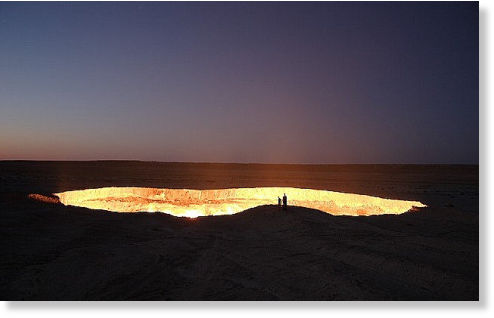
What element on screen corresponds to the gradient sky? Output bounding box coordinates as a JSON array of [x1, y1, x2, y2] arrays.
[[0, 2, 478, 163]]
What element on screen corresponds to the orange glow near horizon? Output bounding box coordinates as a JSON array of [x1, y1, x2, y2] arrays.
[[51, 187, 426, 218]]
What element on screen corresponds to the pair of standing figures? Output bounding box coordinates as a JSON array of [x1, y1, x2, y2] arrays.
[[278, 193, 287, 210]]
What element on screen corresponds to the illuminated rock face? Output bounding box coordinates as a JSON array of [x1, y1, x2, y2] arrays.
[[54, 187, 426, 218]]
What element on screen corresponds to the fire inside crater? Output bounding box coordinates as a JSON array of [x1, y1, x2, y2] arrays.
[[53, 187, 426, 218]]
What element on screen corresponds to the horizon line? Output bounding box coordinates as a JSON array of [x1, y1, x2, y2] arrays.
[[0, 159, 479, 166]]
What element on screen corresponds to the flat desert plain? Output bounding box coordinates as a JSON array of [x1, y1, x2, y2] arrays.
[[0, 162, 478, 300]]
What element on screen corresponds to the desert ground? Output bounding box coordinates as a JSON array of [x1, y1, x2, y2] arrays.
[[0, 161, 478, 300]]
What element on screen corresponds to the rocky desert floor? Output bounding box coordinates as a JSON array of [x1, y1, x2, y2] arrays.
[[0, 162, 479, 300]]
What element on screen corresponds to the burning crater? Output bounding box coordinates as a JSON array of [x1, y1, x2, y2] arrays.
[[51, 187, 426, 218]]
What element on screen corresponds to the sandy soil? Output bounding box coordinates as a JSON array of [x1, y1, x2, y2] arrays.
[[0, 162, 478, 300]]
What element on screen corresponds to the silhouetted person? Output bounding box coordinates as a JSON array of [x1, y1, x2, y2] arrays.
[[282, 193, 287, 210], [278, 197, 282, 209]]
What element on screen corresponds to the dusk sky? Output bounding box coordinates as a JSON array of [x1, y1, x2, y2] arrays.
[[0, 2, 478, 164]]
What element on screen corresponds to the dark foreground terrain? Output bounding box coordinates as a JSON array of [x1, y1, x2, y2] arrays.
[[0, 161, 479, 300]]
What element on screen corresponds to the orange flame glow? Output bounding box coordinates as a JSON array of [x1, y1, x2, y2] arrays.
[[53, 187, 426, 218]]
